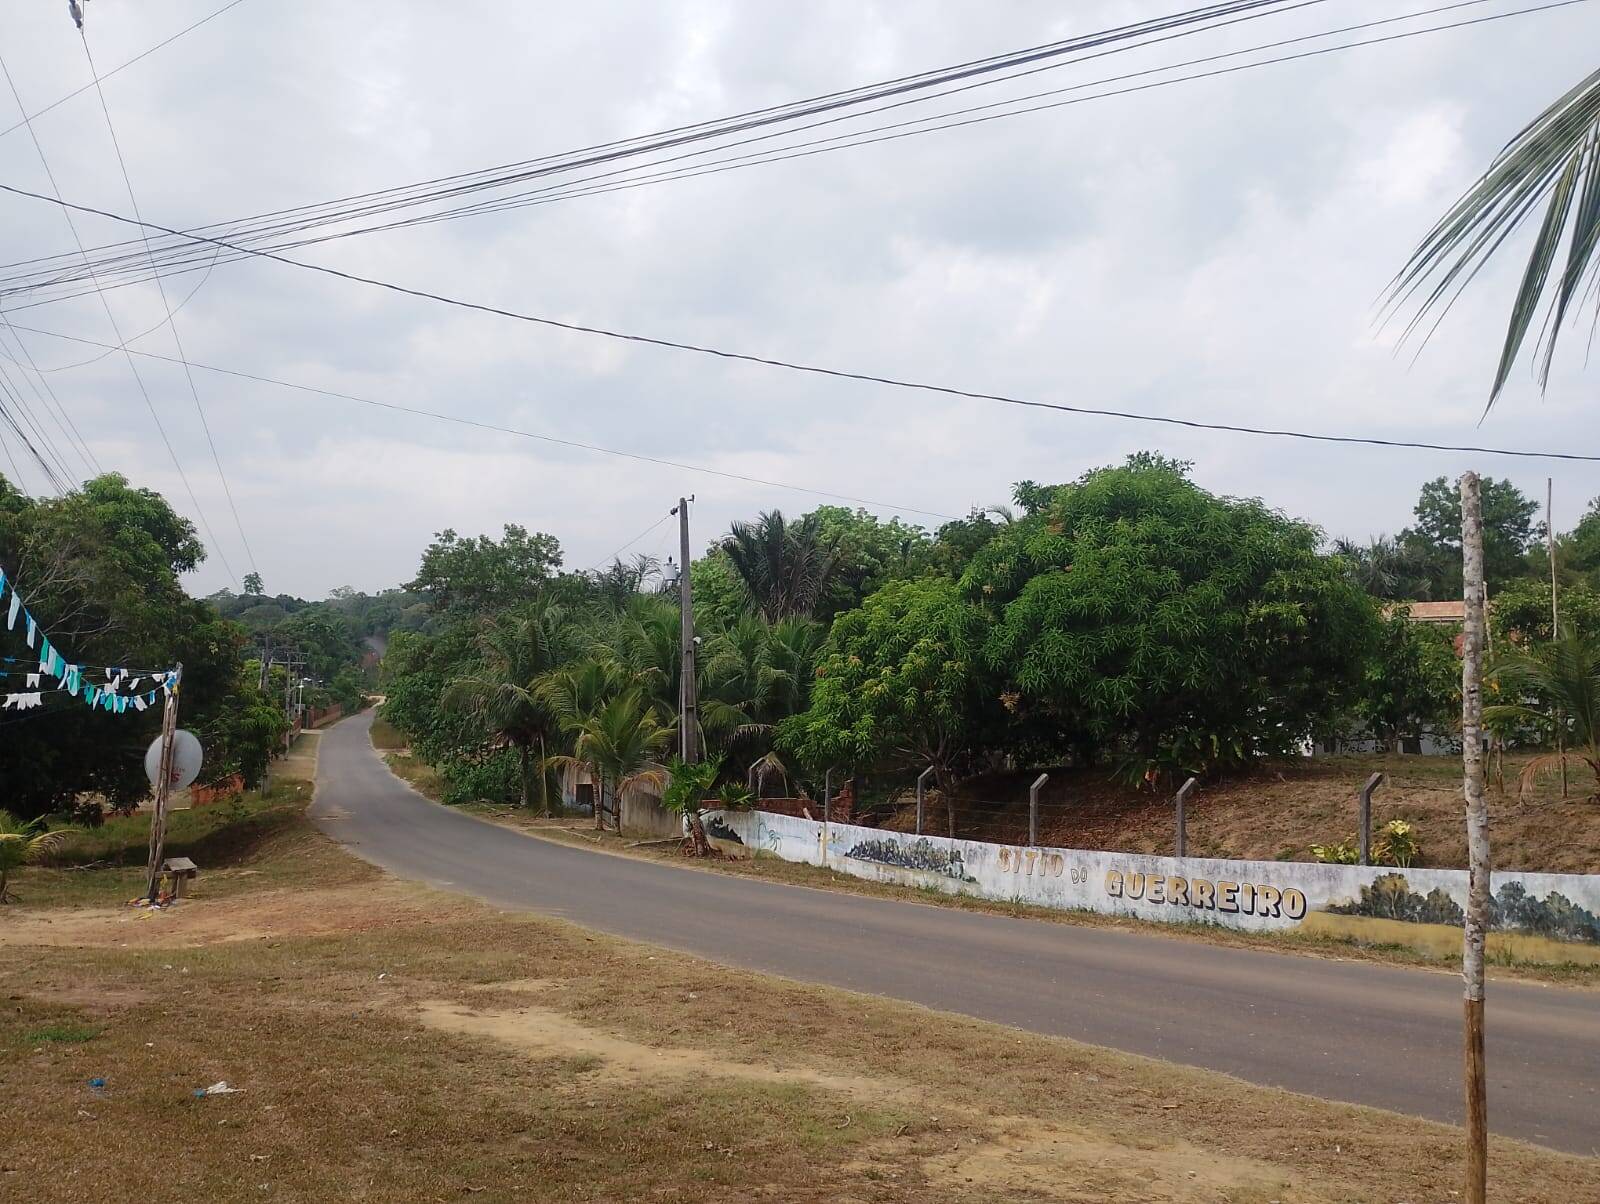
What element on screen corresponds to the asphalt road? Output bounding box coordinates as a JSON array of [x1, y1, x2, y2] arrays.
[[312, 711, 1598, 1155]]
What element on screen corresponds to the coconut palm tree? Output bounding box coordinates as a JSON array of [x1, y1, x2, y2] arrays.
[[1486, 631, 1600, 799], [1391, 68, 1600, 407], [1332, 535, 1435, 601], [0, 811, 71, 903], [442, 603, 567, 814], [721, 511, 842, 622], [557, 688, 673, 832]]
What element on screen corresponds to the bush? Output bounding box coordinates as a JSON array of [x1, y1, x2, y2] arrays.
[[1374, 819, 1421, 869], [1311, 839, 1360, 865], [440, 751, 521, 806]]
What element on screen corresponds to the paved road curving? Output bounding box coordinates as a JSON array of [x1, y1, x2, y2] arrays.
[[312, 710, 1598, 1155]]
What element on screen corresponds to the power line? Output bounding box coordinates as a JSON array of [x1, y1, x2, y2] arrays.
[[78, 26, 258, 579], [589, 512, 675, 574], [0, 0, 252, 139], [0, 0, 1322, 301], [1, 0, 1579, 313], [0, 49, 238, 583], [0, 311, 99, 474], [8, 180, 1600, 466], [4, 322, 962, 519], [0, 349, 74, 488]]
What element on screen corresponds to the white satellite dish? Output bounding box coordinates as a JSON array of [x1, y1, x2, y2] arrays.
[[145, 729, 204, 791]]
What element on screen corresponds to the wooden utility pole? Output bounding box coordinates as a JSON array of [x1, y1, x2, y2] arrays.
[[674, 497, 699, 765], [144, 664, 182, 901], [1459, 474, 1490, 1204]]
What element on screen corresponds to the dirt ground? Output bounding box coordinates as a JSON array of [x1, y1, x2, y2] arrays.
[[4, 743, 1599, 1201], [874, 755, 1600, 874]]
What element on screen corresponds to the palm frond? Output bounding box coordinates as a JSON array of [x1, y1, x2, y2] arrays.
[[1388, 68, 1600, 409]]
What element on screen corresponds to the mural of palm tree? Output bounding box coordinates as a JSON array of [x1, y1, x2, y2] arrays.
[[1487, 631, 1600, 799], [557, 688, 673, 832], [1392, 68, 1600, 405], [721, 511, 843, 622], [441, 603, 566, 815]]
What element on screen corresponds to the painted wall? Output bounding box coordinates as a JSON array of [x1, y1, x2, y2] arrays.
[[706, 810, 1600, 965]]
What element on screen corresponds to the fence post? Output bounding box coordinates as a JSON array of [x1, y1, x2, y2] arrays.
[[1174, 777, 1197, 859], [915, 766, 935, 836], [822, 767, 832, 867], [1359, 772, 1384, 866], [747, 756, 764, 797], [1029, 772, 1048, 846]]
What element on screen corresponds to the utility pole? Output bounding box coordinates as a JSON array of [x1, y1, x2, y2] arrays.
[[144, 663, 182, 901], [674, 497, 699, 764], [1460, 472, 1490, 1204], [1549, 478, 1567, 798]]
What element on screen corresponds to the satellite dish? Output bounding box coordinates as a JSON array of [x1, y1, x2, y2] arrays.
[[145, 729, 204, 791]]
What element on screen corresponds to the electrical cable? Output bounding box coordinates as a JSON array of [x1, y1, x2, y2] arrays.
[[4, 322, 960, 520], [0, 0, 1323, 300], [0, 0, 252, 139], [0, 329, 83, 484], [589, 512, 675, 573], [78, 27, 258, 580], [1, 0, 1578, 313], [7, 182, 1600, 465], [0, 50, 238, 583]]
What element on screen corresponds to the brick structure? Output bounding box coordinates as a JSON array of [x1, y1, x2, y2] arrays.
[[751, 779, 855, 823]]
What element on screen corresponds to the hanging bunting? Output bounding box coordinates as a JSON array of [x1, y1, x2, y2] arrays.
[[0, 566, 180, 719]]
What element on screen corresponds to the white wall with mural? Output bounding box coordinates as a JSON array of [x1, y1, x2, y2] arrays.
[[704, 810, 1600, 966]]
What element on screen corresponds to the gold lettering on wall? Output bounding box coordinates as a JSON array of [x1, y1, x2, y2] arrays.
[[1102, 868, 1309, 924]]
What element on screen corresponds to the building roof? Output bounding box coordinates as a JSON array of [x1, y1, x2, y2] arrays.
[[1394, 600, 1465, 624]]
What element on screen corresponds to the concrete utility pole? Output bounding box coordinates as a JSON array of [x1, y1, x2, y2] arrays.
[[1549, 478, 1567, 798], [1459, 472, 1491, 1204], [674, 497, 699, 764], [144, 664, 182, 901]]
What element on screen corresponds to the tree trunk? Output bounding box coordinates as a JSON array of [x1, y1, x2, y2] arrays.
[[687, 808, 711, 856], [0, 865, 11, 904], [593, 779, 604, 831], [537, 734, 553, 817], [1460, 471, 1491, 1204], [517, 743, 533, 809]]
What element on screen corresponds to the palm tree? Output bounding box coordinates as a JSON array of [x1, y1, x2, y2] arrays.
[[1391, 69, 1600, 407], [721, 511, 842, 622], [1486, 631, 1600, 799], [1, 811, 71, 903], [558, 689, 673, 832], [442, 604, 566, 814], [1332, 535, 1435, 601], [661, 756, 722, 855]]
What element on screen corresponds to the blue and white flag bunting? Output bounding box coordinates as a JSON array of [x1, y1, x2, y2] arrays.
[[0, 565, 178, 718]]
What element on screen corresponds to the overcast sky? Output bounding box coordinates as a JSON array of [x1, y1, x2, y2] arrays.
[[0, 0, 1596, 598]]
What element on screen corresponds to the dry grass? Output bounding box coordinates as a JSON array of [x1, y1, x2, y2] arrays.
[[4, 801, 1598, 1203], [874, 754, 1600, 874], [368, 717, 409, 751]]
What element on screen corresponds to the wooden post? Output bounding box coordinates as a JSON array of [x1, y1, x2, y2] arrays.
[[821, 768, 831, 867], [1174, 777, 1196, 859], [1359, 772, 1384, 866], [1460, 473, 1490, 1204], [144, 664, 182, 901]]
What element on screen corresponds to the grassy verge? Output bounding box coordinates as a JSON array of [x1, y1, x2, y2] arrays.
[[4, 794, 1596, 1200], [9, 734, 326, 909]]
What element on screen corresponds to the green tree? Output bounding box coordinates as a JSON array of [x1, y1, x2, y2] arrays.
[[720, 510, 842, 622], [965, 460, 1377, 776], [688, 550, 751, 629], [1359, 607, 1460, 750], [1401, 476, 1539, 596], [806, 506, 931, 619], [661, 756, 722, 855], [1391, 69, 1600, 405], [1567, 496, 1600, 582], [778, 576, 984, 834], [1487, 632, 1600, 799], [1492, 578, 1600, 643], [0, 473, 287, 819], [442, 604, 568, 814], [242, 572, 264, 597], [1332, 535, 1435, 601], [410, 524, 562, 615], [557, 688, 672, 832]]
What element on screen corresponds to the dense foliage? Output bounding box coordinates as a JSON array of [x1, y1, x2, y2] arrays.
[[0, 474, 287, 820]]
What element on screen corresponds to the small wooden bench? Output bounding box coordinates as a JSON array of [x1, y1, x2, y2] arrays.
[[160, 856, 199, 898]]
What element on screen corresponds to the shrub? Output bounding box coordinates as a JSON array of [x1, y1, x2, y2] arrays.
[[1374, 819, 1421, 868], [1311, 839, 1360, 865], [440, 751, 522, 806]]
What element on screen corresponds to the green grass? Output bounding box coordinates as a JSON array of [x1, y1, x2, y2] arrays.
[[23, 1023, 101, 1044]]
